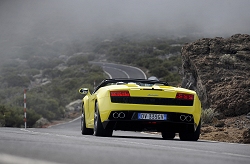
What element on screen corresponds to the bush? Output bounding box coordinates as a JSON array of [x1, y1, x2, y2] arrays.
[[3, 74, 30, 87], [0, 105, 41, 127], [201, 108, 219, 125], [163, 72, 181, 86], [0, 105, 6, 127], [26, 108, 42, 127], [66, 56, 88, 66], [220, 54, 236, 65], [27, 56, 49, 69], [150, 66, 170, 78]]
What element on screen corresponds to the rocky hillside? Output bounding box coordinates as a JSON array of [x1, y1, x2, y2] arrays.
[[181, 34, 250, 117], [181, 34, 250, 143]]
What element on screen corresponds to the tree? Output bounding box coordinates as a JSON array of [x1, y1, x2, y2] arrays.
[[3, 74, 30, 87]]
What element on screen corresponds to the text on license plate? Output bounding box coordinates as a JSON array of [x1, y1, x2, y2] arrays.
[[138, 113, 167, 120]]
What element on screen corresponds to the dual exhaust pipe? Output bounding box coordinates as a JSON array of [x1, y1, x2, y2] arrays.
[[113, 112, 126, 119], [180, 115, 193, 122]]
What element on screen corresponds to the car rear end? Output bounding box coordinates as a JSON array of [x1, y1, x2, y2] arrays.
[[98, 85, 201, 133]]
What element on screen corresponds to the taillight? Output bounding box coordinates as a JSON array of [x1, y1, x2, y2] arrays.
[[175, 93, 194, 100], [110, 91, 130, 97]]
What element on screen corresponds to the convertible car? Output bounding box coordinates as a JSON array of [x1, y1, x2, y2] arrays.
[[79, 78, 201, 141]]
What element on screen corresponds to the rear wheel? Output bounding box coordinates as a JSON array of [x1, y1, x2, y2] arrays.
[[81, 104, 93, 135], [93, 102, 113, 137], [179, 121, 201, 141], [161, 131, 175, 140]]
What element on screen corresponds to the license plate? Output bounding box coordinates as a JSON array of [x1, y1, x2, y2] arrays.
[[138, 113, 167, 120]]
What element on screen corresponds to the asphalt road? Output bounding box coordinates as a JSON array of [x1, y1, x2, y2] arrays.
[[0, 118, 250, 164], [90, 62, 147, 79]]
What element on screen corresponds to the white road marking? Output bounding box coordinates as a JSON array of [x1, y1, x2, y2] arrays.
[[104, 70, 112, 78], [47, 116, 81, 128], [0, 153, 63, 164], [103, 66, 130, 78], [20, 128, 88, 140]]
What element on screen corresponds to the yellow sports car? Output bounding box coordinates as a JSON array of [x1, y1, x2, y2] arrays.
[[79, 78, 201, 141]]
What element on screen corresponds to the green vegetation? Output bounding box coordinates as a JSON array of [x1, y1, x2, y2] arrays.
[[92, 37, 189, 85], [220, 54, 237, 65], [201, 108, 219, 125], [0, 36, 192, 127], [0, 55, 105, 127], [0, 105, 40, 127]]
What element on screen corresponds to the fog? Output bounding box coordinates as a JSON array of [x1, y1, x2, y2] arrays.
[[1, 0, 250, 54]]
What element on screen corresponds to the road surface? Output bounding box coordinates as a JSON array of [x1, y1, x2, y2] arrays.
[[90, 62, 147, 79], [0, 119, 250, 164]]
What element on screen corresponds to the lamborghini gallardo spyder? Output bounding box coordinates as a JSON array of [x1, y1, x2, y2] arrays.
[[79, 78, 202, 141]]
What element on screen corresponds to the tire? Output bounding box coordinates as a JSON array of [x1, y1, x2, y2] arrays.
[[81, 104, 93, 135], [179, 121, 201, 141], [93, 102, 113, 137], [161, 131, 175, 140]]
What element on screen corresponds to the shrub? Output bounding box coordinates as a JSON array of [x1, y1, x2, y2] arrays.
[[66, 56, 88, 66], [3, 74, 30, 87], [0, 105, 40, 127], [27, 56, 49, 69], [220, 54, 236, 65], [201, 108, 219, 125]]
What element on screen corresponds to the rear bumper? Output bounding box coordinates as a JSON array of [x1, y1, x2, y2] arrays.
[[102, 111, 196, 133], [98, 96, 202, 128]]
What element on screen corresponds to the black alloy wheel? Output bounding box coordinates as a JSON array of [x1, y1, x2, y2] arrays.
[[93, 102, 113, 137], [179, 121, 201, 141], [81, 104, 93, 135]]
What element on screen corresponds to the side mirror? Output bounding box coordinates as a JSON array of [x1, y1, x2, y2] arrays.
[[79, 88, 89, 95]]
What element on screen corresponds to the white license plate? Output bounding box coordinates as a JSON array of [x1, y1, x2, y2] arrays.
[[138, 113, 167, 120]]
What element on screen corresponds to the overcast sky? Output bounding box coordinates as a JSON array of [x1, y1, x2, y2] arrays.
[[1, 0, 250, 44]]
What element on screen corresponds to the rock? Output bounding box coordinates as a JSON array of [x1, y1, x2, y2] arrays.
[[181, 34, 250, 116], [65, 99, 82, 112], [214, 120, 225, 127], [242, 128, 250, 144], [34, 117, 50, 128], [247, 112, 250, 120], [201, 126, 213, 133]]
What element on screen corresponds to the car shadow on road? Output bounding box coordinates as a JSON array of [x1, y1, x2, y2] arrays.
[[112, 135, 164, 140], [111, 135, 215, 143]]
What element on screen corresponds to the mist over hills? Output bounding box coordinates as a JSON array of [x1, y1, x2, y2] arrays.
[[1, 0, 250, 53]]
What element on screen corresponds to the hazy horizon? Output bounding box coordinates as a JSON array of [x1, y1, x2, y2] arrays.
[[1, 0, 250, 57]]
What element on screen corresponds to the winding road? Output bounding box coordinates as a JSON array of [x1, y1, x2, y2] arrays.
[[0, 63, 249, 164], [90, 61, 147, 79]]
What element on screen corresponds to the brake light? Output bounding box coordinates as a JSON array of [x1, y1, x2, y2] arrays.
[[110, 91, 130, 97], [175, 93, 194, 100]]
